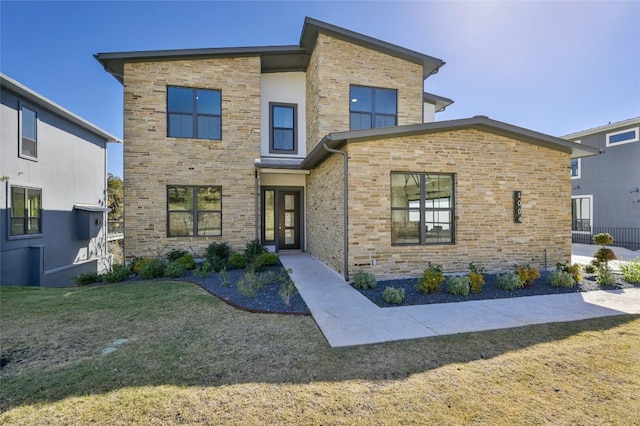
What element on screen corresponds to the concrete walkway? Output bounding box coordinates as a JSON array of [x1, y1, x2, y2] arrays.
[[280, 246, 640, 348]]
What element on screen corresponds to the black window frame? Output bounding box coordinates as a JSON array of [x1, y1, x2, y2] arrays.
[[19, 103, 38, 160], [349, 85, 398, 131], [10, 185, 42, 237], [167, 86, 222, 140], [390, 172, 455, 245], [269, 102, 297, 154], [166, 185, 222, 237]]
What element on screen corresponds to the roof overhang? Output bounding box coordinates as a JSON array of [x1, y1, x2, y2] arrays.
[[1, 73, 121, 143], [423, 92, 454, 112], [300, 116, 601, 169], [562, 116, 640, 140], [74, 204, 110, 212]]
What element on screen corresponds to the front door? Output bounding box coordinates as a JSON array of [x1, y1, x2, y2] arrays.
[[278, 191, 301, 250]]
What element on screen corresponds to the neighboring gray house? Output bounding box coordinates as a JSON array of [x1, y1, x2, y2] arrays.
[[1, 74, 120, 286], [564, 117, 640, 248]]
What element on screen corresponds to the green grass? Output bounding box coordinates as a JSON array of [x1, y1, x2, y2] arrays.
[[1, 281, 639, 424]]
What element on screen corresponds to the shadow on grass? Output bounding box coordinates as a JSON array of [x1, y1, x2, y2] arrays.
[[1, 281, 638, 412]]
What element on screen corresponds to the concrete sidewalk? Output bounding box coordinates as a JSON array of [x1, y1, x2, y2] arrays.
[[280, 249, 640, 348]]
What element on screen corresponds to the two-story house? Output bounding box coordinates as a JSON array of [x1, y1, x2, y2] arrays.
[[1, 74, 120, 286], [564, 117, 640, 248], [96, 17, 598, 279]]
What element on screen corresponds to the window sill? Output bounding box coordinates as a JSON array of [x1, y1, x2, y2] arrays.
[[7, 233, 43, 241]]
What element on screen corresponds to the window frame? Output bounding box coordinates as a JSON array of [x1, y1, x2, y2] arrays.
[[390, 172, 455, 246], [605, 127, 639, 147], [166, 185, 222, 237], [349, 85, 398, 131], [9, 185, 42, 238], [19, 102, 38, 160], [571, 195, 593, 234], [269, 102, 297, 154], [166, 86, 222, 140], [570, 139, 581, 179]]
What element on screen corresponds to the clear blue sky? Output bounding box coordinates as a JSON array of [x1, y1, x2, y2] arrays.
[[2, 1, 639, 178]]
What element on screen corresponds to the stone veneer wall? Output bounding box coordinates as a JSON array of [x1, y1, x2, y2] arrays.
[[346, 129, 572, 277], [306, 153, 345, 274], [123, 57, 261, 259], [306, 33, 424, 155]]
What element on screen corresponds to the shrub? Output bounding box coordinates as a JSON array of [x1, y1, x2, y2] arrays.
[[556, 261, 583, 283], [102, 264, 131, 283], [593, 232, 614, 247], [468, 263, 486, 293], [620, 258, 640, 284], [255, 252, 280, 271], [244, 239, 267, 265], [277, 270, 296, 307], [382, 286, 405, 305], [166, 249, 189, 262], [594, 248, 617, 264], [138, 258, 165, 280], [416, 262, 445, 294], [219, 267, 231, 287], [74, 271, 101, 286], [175, 253, 196, 270], [228, 252, 247, 269], [132, 257, 151, 274], [206, 242, 231, 262], [446, 275, 470, 297], [497, 272, 523, 291], [237, 270, 262, 299], [164, 260, 186, 278], [514, 264, 540, 287], [596, 265, 616, 286], [550, 271, 575, 288], [352, 270, 377, 290], [584, 264, 597, 274]]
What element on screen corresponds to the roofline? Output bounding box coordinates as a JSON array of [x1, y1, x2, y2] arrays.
[[562, 116, 640, 139], [300, 17, 445, 79], [1, 73, 121, 143], [299, 116, 600, 169], [423, 91, 454, 112]]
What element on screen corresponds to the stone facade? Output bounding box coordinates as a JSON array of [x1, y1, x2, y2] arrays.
[[343, 129, 571, 277], [306, 33, 424, 154], [123, 57, 261, 259]]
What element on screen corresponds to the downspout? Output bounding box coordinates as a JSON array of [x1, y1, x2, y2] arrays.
[[254, 169, 259, 241], [322, 141, 349, 281]]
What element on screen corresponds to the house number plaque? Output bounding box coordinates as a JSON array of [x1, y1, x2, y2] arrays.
[[514, 191, 522, 223]]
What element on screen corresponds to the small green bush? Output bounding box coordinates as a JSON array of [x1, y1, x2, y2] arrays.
[[219, 267, 230, 287], [416, 262, 445, 294], [255, 252, 280, 270], [138, 258, 165, 280], [584, 264, 597, 274], [132, 257, 151, 274], [594, 248, 617, 263], [593, 232, 614, 247], [278, 270, 296, 307], [228, 252, 247, 269], [497, 271, 523, 291], [244, 239, 267, 265], [550, 271, 575, 288], [174, 253, 196, 270], [514, 264, 540, 287], [620, 258, 640, 283], [596, 265, 616, 286], [446, 275, 470, 296], [237, 270, 262, 299], [164, 260, 186, 278], [102, 264, 131, 283], [382, 286, 405, 304], [74, 271, 101, 286], [166, 249, 189, 262], [468, 263, 486, 293], [352, 270, 377, 290], [206, 242, 231, 261]]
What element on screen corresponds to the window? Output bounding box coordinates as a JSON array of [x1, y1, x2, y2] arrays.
[[269, 103, 297, 153], [167, 186, 221, 237], [391, 173, 454, 244], [570, 158, 580, 178], [350, 85, 397, 131], [606, 127, 638, 147], [571, 196, 592, 232], [20, 104, 37, 159], [10, 186, 42, 236], [263, 190, 275, 242], [167, 87, 221, 139]]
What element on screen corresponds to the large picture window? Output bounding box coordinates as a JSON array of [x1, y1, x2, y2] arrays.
[[571, 196, 592, 233], [269, 103, 297, 153], [10, 186, 42, 236], [167, 186, 222, 237], [350, 85, 397, 131], [20, 104, 38, 159], [391, 173, 454, 245], [167, 87, 221, 140]]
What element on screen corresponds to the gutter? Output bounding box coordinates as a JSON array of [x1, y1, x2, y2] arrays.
[[322, 141, 349, 281]]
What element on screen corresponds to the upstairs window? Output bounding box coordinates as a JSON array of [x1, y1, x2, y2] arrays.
[[167, 185, 222, 237], [270, 103, 297, 153], [570, 158, 580, 178], [11, 186, 42, 236], [350, 85, 397, 131], [606, 127, 638, 147], [20, 105, 37, 159], [167, 87, 221, 140]]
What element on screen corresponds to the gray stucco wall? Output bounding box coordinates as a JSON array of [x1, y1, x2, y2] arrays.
[[1, 87, 110, 286], [570, 122, 640, 230]]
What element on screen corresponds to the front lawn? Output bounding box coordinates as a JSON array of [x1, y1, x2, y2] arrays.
[[1, 282, 639, 424]]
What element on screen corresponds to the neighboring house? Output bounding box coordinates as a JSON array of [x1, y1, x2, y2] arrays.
[[96, 17, 598, 279], [0, 74, 120, 287], [564, 117, 640, 248]]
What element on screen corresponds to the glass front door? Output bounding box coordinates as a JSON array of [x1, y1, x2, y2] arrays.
[[262, 188, 302, 251]]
